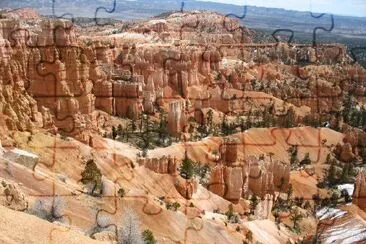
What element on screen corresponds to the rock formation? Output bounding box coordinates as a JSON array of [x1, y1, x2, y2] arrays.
[[174, 176, 198, 199], [0, 179, 28, 211], [208, 156, 290, 202], [138, 155, 178, 175], [353, 168, 366, 211]]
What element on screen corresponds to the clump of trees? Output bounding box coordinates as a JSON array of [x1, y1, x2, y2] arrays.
[[179, 151, 211, 183], [166, 201, 181, 211], [312, 193, 340, 210], [110, 112, 172, 151], [80, 159, 103, 196], [321, 160, 356, 188]]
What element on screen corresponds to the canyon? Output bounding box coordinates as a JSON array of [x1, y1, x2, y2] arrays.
[[0, 7, 366, 244]]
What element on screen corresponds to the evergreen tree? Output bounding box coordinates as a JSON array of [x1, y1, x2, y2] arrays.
[[327, 161, 337, 186], [284, 107, 296, 128], [158, 112, 168, 141], [245, 230, 253, 242], [325, 153, 331, 164], [142, 229, 156, 244], [342, 93, 355, 124], [179, 151, 195, 180], [330, 192, 339, 206], [273, 210, 281, 229], [140, 114, 153, 150], [128, 117, 137, 132], [288, 145, 298, 165], [249, 195, 259, 214], [290, 208, 303, 231], [221, 115, 233, 136], [207, 109, 214, 133], [300, 153, 312, 165], [112, 126, 117, 139], [287, 184, 293, 199], [80, 159, 103, 196], [117, 124, 123, 137], [225, 204, 236, 222], [340, 163, 350, 183]]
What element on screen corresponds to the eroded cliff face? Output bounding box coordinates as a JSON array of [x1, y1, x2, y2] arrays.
[[0, 11, 354, 140], [0, 18, 111, 141], [208, 154, 290, 202], [138, 155, 178, 175], [353, 168, 366, 211]]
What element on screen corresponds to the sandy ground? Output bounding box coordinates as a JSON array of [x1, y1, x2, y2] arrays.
[[0, 205, 105, 244]]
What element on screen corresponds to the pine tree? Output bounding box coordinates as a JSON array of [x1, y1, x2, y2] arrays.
[[140, 114, 153, 150], [142, 229, 156, 244], [81, 159, 103, 196], [287, 184, 293, 199], [290, 208, 303, 231], [249, 195, 259, 214], [225, 204, 235, 222], [325, 153, 331, 164], [158, 112, 168, 143], [340, 163, 350, 183], [179, 151, 195, 180], [221, 115, 233, 136], [300, 153, 312, 165], [117, 124, 123, 137], [330, 192, 339, 206], [342, 93, 355, 124], [207, 109, 214, 133], [288, 145, 298, 165], [284, 107, 296, 128], [112, 126, 117, 139], [327, 161, 337, 186]]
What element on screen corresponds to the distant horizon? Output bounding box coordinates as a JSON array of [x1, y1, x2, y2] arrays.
[[200, 0, 366, 17]]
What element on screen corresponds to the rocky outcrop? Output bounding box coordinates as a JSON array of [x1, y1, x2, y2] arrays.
[[353, 169, 366, 211], [0, 8, 40, 20], [174, 177, 197, 199], [93, 231, 117, 242], [168, 100, 186, 136], [0, 179, 28, 211], [334, 142, 356, 162], [0, 11, 357, 143], [138, 155, 178, 175], [208, 155, 290, 202], [3, 148, 38, 169]]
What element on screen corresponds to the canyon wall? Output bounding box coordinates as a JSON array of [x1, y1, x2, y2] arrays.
[[0, 12, 355, 139]]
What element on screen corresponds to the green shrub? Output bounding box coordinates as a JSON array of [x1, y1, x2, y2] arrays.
[[166, 201, 181, 211], [142, 229, 156, 244], [81, 159, 103, 196], [118, 187, 126, 198], [225, 204, 239, 223]]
